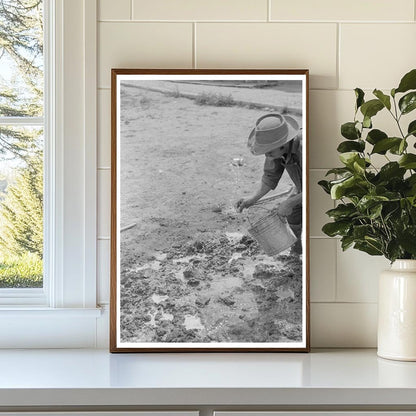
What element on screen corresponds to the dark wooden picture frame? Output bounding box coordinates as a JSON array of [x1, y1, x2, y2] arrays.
[[110, 69, 310, 352]]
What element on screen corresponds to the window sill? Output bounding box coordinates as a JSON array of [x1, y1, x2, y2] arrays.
[[0, 307, 103, 348], [0, 288, 47, 306], [0, 306, 102, 317]]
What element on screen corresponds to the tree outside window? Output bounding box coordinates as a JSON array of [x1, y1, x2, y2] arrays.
[[0, 0, 44, 288]]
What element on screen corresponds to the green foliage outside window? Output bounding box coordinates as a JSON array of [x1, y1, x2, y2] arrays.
[[0, 0, 44, 288]]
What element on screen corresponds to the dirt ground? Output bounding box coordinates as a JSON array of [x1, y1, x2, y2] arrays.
[[119, 81, 304, 344]]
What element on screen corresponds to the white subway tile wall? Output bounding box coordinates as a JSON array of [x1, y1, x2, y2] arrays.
[[309, 90, 352, 169], [98, 90, 111, 168], [311, 303, 378, 347], [336, 246, 389, 303], [196, 23, 338, 89], [270, 0, 414, 22], [97, 239, 110, 305], [99, 0, 131, 21], [132, 0, 269, 21], [96, 0, 416, 347], [310, 239, 336, 302], [97, 169, 111, 238], [339, 24, 416, 90], [98, 22, 193, 88]]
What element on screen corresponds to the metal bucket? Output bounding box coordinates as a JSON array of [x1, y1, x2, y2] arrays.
[[247, 198, 297, 256]]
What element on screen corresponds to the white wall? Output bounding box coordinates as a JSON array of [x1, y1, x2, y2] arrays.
[[95, 0, 416, 348]]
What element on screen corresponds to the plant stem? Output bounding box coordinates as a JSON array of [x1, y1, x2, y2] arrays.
[[389, 97, 406, 139], [380, 214, 391, 241]]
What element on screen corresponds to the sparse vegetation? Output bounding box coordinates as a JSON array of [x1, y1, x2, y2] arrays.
[[139, 96, 152, 108], [195, 92, 235, 107], [166, 86, 181, 98]]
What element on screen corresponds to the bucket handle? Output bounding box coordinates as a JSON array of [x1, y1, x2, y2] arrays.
[[244, 186, 293, 227]]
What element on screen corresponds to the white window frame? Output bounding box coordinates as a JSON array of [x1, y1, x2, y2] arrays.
[[0, 0, 101, 348], [0, 1, 47, 305]]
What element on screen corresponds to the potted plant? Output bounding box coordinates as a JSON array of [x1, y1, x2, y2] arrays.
[[319, 68, 416, 361]]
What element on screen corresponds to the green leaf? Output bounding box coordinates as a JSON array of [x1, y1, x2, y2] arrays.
[[330, 176, 353, 199], [407, 120, 416, 138], [352, 226, 373, 241], [337, 140, 365, 153], [384, 204, 400, 222], [400, 197, 410, 210], [373, 89, 391, 110], [390, 139, 408, 155], [369, 203, 383, 220], [318, 180, 331, 194], [391, 88, 396, 97], [363, 116, 372, 129], [371, 137, 402, 154], [399, 154, 416, 169], [354, 241, 383, 256], [360, 99, 384, 119], [406, 174, 416, 187], [407, 196, 416, 207], [399, 92, 416, 115], [386, 240, 402, 263], [355, 88, 365, 110], [378, 162, 406, 181], [405, 174, 416, 196], [330, 175, 364, 200], [396, 69, 416, 94], [326, 203, 356, 220], [322, 221, 351, 237], [341, 235, 355, 251], [357, 195, 389, 211], [341, 122, 360, 140], [365, 236, 383, 250], [339, 152, 360, 166], [366, 129, 387, 145], [325, 167, 352, 176], [353, 159, 366, 174], [398, 227, 416, 255]]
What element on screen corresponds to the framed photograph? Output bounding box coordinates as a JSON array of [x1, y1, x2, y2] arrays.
[[110, 69, 310, 352]]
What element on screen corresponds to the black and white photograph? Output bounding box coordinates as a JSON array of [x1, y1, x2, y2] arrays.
[[111, 69, 309, 352]]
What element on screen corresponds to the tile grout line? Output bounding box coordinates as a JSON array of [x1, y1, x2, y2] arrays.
[[130, 0, 133, 20], [333, 230, 338, 302], [336, 22, 340, 90], [311, 301, 378, 305], [267, 0, 271, 22], [98, 19, 415, 24], [193, 22, 197, 69], [308, 168, 336, 171]]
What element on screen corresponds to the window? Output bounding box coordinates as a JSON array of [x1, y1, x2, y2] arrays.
[[0, 0, 100, 348], [0, 0, 45, 293]]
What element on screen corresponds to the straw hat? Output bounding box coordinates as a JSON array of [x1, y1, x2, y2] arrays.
[[247, 113, 300, 155]]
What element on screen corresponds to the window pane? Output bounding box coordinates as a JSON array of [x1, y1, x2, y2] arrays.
[[0, 0, 44, 117], [0, 126, 43, 288]]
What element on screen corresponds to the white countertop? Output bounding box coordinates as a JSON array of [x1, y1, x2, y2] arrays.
[[0, 349, 416, 407]]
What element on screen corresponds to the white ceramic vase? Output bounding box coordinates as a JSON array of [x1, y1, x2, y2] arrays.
[[378, 259, 416, 361]]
